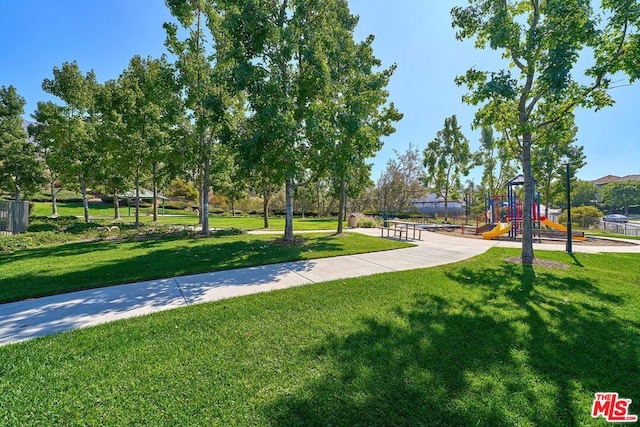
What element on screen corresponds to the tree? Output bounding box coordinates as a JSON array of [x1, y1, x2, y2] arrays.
[[164, 1, 232, 235], [93, 79, 134, 220], [0, 86, 43, 201], [601, 181, 640, 215], [476, 125, 517, 196], [116, 55, 183, 226], [41, 61, 100, 223], [378, 145, 425, 213], [571, 179, 599, 207], [315, 7, 402, 234], [531, 115, 585, 217], [423, 115, 474, 221], [452, 0, 640, 265], [229, 0, 378, 241]]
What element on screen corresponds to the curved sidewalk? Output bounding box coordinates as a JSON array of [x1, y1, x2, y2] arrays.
[[1, 229, 638, 346]]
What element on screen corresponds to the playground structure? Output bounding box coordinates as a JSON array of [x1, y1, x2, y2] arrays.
[[480, 175, 585, 241]]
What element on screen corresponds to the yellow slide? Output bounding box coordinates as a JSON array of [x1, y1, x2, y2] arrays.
[[541, 218, 586, 241], [541, 218, 566, 231], [482, 222, 511, 240]]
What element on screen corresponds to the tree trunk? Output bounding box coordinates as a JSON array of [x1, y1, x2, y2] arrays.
[[521, 134, 535, 265], [284, 177, 295, 242], [231, 197, 236, 217], [317, 181, 321, 218], [50, 179, 58, 218], [135, 172, 141, 228], [152, 162, 159, 222], [337, 179, 346, 235], [80, 175, 89, 223], [113, 190, 120, 220], [201, 157, 210, 235], [262, 190, 270, 229], [444, 188, 449, 222]]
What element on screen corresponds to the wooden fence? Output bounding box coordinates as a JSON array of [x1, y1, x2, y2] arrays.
[[0, 201, 29, 234]]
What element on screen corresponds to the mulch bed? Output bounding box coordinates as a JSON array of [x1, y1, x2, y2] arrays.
[[503, 256, 570, 270]]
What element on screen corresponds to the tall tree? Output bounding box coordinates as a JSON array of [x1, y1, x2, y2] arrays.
[[423, 115, 474, 221], [41, 61, 99, 223], [229, 0, 368, 241], [0, 86, 43, 201], [452, 0, 640, 265], [94, 79, 134, 220], [117, 55, 183, 226], [164, 0, 231, 235], [30, 101, 71, 216], [315, 6, 402, 234]]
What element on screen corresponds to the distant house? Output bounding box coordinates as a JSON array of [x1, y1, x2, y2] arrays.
[[414, 193, 465, 217]]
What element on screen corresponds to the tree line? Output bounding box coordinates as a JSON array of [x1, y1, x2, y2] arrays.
[[0, 0, 401, 241]]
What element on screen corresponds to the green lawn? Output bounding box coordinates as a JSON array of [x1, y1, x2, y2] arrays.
[[31, 201, 342, 230], [0, 248, 638, 426], [586, 230, 640, 240], [0, 232, 411, 304]]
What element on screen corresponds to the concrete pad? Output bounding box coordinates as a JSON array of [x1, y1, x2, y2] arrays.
[[0, 279, 185, 346]]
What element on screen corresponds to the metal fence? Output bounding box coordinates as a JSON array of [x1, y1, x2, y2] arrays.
[[601, 221, 640, 237], [0, 201, 30, 234]]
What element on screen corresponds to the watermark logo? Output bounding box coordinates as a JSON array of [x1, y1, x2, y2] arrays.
[[592, 392, 638, 423]]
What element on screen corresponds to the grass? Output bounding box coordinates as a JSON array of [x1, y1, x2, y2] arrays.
[[31, 201, 342, 230], [0, 248, 638, 426], [586, 229, 640, 240], [0, 232, 412, 304]]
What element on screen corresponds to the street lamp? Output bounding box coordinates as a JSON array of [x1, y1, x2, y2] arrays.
[[564, 162, 573, 255]]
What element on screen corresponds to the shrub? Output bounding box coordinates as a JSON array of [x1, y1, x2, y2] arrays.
[[357, 219, 377, 228], [354, 213, 378, 228], [165, 179, 199, 202], [557, 206, 603, 229], [164, 201, 191, 211], [212, 227, 246, 237]]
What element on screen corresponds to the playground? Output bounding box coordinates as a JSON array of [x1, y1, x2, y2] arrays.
[[478, 175, 586, 242]]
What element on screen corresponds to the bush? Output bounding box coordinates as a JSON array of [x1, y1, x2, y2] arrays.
[[164, 201, 191, 211], [354, 213, 378, 228], [357, 219, 377, 228], [212, 227, 246, 237], [165, 179, 199, 202], [557, 206, 603, 229]]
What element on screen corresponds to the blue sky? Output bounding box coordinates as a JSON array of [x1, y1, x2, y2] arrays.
[[2, 1, 638, 184]]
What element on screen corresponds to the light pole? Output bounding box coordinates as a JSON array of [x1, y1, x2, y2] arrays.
[[565, 162, 573, 255]]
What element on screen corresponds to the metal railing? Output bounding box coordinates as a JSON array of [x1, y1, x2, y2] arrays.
[[0, 201, 29, 234], [601, 221, 640, 237]]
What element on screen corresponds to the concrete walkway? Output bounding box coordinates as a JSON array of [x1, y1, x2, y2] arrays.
[[1, 229, 638, 346]]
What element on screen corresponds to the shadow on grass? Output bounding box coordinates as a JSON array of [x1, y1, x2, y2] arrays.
[[0, 235, 351, 343], [265, 260, 639, 426], [0, 235, 346, 302]]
